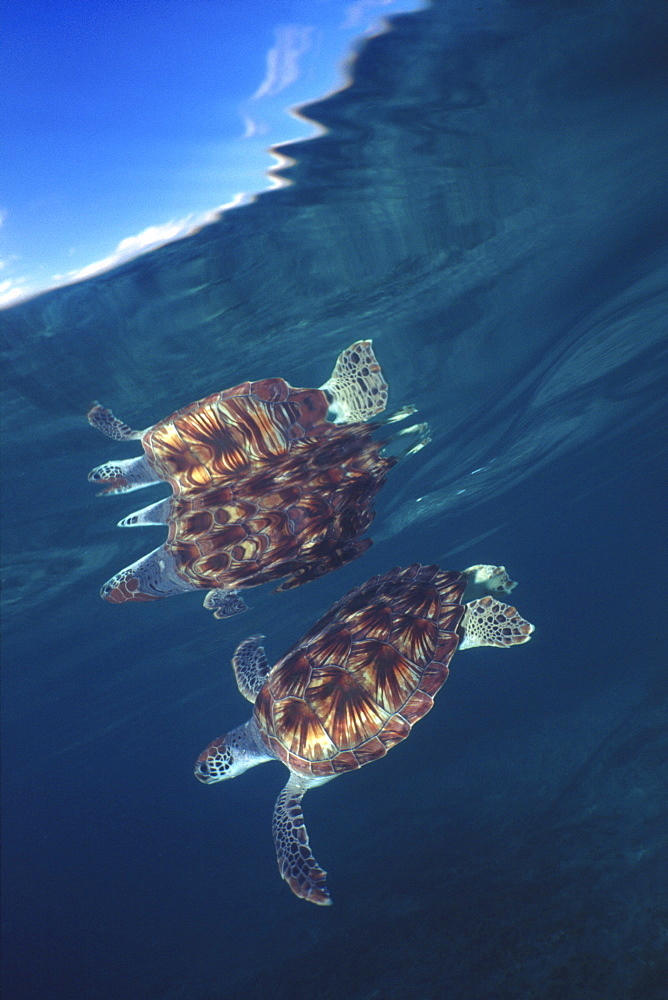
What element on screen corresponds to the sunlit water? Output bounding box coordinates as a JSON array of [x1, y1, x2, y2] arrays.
[[2, 2, 667, 998]]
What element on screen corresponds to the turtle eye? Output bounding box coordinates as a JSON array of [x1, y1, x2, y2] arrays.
[[194, 760, 212, 782]]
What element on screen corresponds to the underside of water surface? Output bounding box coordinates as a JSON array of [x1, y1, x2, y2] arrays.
[[1, 1, 667, 998]]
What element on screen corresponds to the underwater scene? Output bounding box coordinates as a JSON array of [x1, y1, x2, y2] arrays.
[[2, 1, 667, 998]]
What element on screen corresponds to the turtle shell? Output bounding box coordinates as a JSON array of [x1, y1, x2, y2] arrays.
[[142, 378, 330, 492], [254, 565, 467, 778], [146, 378, 396, 592]]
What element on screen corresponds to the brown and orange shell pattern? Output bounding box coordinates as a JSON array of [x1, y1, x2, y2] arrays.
[[142, 378, 330, 492], [150, 379, 395, 591], [254, 565, 467, 777]]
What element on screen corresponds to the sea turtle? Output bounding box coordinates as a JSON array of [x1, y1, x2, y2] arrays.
[[195, 563, 534, 904], [87, 341, 427, 611]]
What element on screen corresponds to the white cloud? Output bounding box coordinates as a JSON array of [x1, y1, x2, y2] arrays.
[[242, 114, 268, 139], [0, 224, 34, 306], [252, 25, 314, 100], [54, 201, 252, 286], [342, 0, 395, 29], [0, 197, 252, 309], [55, 217, 197, 283], [342, 1, 423, 31], [0, 276, 31, 307]]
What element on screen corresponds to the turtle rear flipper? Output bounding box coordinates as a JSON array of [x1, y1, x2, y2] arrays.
[[273, 777, 332, 906], [203, 588, 249, 620], [321, 339, 388, 424], [87, 402, 146, 441], [459, 597, 534, 649], [100, 545, 196, 603]]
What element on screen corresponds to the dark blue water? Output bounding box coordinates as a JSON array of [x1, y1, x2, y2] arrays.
[[2, 1, 667, 997]]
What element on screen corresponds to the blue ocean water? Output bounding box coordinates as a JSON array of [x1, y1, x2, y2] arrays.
[[2, 1, 667, 997]]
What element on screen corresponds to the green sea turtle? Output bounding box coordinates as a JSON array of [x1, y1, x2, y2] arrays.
[[195, 563, 534, 904], [87, 341, 427, 612]]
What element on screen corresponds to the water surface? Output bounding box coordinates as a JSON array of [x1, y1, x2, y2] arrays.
[[2, 1, 667, 997]]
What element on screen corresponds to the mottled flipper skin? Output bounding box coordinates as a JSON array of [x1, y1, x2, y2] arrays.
[[321, 340, 387, 424], [232, 636, 270, 702], [202, 589, 249, 620], [459, 596, 534, 649], [87, 402, 145, 441], [272, 777, 332, 906]]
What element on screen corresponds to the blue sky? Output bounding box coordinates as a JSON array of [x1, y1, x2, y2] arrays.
[[1, 0, 420, 308]]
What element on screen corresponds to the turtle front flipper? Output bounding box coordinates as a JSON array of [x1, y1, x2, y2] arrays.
[[232, 636, 270, 702], [88, 455, 161, 495], [100, 545, 196, 603], [320, 339, 388, 424], [87, 402, 146, 441], [459, 597, 534, 649], [273, 776, 332, 906]]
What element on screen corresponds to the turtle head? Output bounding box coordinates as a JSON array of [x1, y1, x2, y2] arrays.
[[194, 722, 267, 784]]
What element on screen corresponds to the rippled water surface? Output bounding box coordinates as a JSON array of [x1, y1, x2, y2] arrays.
[[2, 2, 667, 998]]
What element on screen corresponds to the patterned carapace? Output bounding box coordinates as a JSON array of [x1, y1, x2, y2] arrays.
[[195, 563, 534, 905], [87, 341, 429, 610], [253, 564, 466, 777]]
